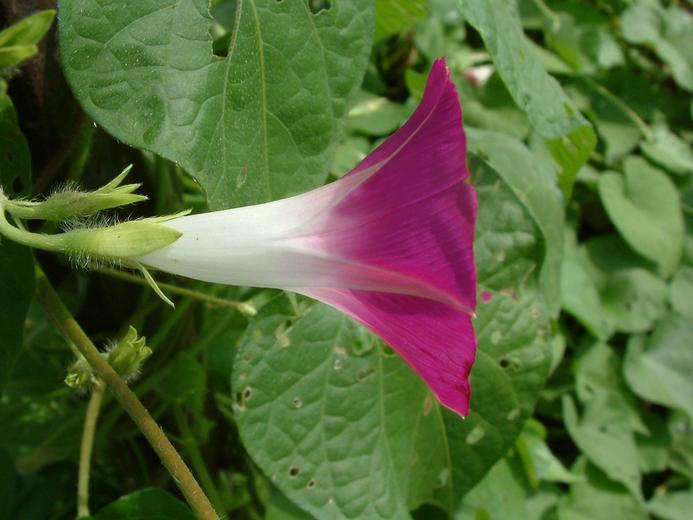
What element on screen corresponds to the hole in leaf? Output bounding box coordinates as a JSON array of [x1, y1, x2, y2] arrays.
[[307, 478, 316, 489], [288, 465, 300, 478], [242, 386, 252, 401], [307, 0, 331, 14], [209, 0, 239, 57], [12, 176, 22, 193]]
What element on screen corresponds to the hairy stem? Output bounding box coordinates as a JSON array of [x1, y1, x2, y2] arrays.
[[34, 266, 219, 520], [77, 379, 105, 518]]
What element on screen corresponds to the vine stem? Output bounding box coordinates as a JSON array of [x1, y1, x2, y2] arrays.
[[34, 266, 220, 520], [78, 379, 105, 518]]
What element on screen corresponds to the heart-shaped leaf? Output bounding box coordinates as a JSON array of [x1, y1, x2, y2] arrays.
[[59, 0, 374, 209], [599, 157, 684, 276]]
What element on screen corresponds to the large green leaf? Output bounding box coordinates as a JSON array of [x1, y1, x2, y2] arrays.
[[624, 314, 693, 422], [59, 0, 374, 209], [598, 157, 684, 276], [0, 94, 35, 391], [232, 288, 550, 519], [458, 0, 595, 199]]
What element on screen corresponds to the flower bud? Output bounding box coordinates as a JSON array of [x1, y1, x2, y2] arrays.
[[106, 326, 152, 380], [65, 355, 94, 389], [62, 219, 184, 262], [4, 165, 147, 221]]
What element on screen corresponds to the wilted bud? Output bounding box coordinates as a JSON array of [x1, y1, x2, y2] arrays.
[[105, 326, 152, 381]]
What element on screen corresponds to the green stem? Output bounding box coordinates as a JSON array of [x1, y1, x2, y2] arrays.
[[34, 266, 220, 520], [0, 201, 68, 252], [77, 379, 105, 518], [172, 405, 225, 514], [96, 267, 256, 316]]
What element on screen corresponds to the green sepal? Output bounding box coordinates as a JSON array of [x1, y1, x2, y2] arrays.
[[106, 326, 152, 380], [62, 219, 183, 261]]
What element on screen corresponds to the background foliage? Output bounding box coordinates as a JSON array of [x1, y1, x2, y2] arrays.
[[0, 0, 691, 518]]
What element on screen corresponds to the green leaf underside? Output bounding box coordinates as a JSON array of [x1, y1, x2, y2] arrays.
[[0, 94, 35, 390], [458, 0, 595, 199], [59, 0, 374, 209]]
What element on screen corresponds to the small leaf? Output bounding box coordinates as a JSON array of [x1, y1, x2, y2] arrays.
[[624, 314, 693, 422], [459, 0, 595, 199], [558, 458, 648, 520], [563, 397, 643, 501], [374, 0, 428, 41], [668, 412, 693, 479], [0, 9, 55, 67], [575, 342, 647, 435], [599, 157, 684, 276], [345, 92, 409, 136], [561, 229, 611, 339], [621, 1, 693, 92], [648, 490, 693, 520], [519, 420, 581, 484], [640, 125, 693, 176], [91, 488, 195, 519], [670, 266, 693, 320]]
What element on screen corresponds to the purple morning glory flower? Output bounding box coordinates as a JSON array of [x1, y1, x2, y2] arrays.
[[139, 58, 478, 416]]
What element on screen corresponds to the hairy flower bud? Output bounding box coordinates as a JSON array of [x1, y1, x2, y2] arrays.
[[105, 326, 152, 381]]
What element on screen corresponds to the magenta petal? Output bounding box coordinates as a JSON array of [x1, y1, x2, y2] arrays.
[[299, 288, 475, 417], [311, 58, 477, 313], [300, 59, 478, 416]]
